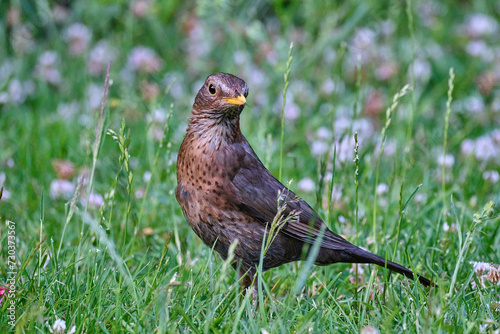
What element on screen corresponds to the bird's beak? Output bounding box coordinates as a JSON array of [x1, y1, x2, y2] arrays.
[[222, 94, 246, 106]]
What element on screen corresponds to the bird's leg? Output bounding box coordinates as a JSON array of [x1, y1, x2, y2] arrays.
[[237, 267, 261, 305], [238, 268, 253, 293]]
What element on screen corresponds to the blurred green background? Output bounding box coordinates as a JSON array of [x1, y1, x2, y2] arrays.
[[0, 0, 499, 332]]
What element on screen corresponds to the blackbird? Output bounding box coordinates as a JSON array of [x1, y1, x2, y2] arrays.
[[176, 72, 431, 292]]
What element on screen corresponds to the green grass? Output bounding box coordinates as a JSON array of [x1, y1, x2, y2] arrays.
[[1, 0, 500, 332]]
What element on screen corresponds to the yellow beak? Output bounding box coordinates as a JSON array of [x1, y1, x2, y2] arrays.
[[222, 94, 246, 106]]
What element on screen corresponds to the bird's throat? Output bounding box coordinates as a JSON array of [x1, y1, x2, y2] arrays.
[[187, 114, 243, 149]]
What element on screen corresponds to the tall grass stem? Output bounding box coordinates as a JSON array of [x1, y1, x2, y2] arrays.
[[278, 42, 294, 182]]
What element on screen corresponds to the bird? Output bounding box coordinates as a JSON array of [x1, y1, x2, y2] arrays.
[[176, 72, 431, 294]]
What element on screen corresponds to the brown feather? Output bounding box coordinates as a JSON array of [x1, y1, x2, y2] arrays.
[[176, 72, 432, 289]]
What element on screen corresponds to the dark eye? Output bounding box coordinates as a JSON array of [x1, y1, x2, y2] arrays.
[[209, 84, 216, 95]]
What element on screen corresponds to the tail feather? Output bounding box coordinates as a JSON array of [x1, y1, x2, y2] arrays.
[[344, 247, 432, 287]]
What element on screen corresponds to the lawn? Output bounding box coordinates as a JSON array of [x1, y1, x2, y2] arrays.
[[0, 0, 499, 333]]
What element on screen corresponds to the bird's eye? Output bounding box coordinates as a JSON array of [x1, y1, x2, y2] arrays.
[[209, 84, 216, 95]]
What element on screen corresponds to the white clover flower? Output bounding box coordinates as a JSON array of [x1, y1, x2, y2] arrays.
[[274, 92, 300, 121], [349, 263, 366, 275], [352, 28, 376, 51], [335, 136, 354, 163], [375, 61, 398, 81], [185, 19, 211, 64], [316, 127, 332, 141], [471, 261, 491, 275], [311, 141, 329, 157], [50, 179, 75, 200], [483, 170, 499, 184], [130, 0, 152, 18], [460, 139, 476, 156], [437, 154, 455, 168], [246, 66, 268, 91], [349, 28, 377, 65], [233, 50, 249, 66], [52, 319, 66, 333], [49, 318, 76, 334], [297, 177, 315, 193], [376, 183, 389, 195], [360, 325, 379, 334], [7, 79, 26, 105], [464, 14, 499, 38], [35, 51, 61, 85], [64, 22, 92, 56], [88, 40, 116, 76], [86, 83, 104, 111], [333, 116, 351, 135], [443, 222, 457, 233], [383, 139, 397, 157], [147, 108, 168, 125], [414, 193, 427, 204], [128, 46, 162, 73], [320, 78, 336, 95], [330, 185, 343, 202], [284, 101, 300, 121], [87, 192, 104, 208], [135, 188, 145, 199], [475, 136, 498, 162], [352, 118, 374, 143], [57, 101, 80, 120], [463, 95, 485, 114], [465, 40, 494, 62], [143, 171, 152, 183]]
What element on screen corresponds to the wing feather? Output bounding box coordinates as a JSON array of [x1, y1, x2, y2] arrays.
[[227, 141, 354, 251]]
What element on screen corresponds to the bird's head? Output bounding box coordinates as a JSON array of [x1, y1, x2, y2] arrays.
[[193, 73, 249, 119]]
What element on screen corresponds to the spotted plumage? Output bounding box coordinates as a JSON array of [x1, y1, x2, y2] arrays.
[[176, 72, 431, 291]]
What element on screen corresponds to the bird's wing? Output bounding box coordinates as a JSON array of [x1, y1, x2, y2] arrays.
[[227, 141, 354, 251]]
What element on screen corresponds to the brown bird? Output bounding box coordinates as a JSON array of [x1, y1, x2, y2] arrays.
[[176, 72, 431, 293]]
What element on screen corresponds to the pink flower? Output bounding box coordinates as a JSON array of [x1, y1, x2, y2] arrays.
[[376, 183, 389, 195], [130, 0, 152, 18], [297, 178, 315, 192], [274, 92, 300, 121], [50, 179, 75, 200], [85, 192, 104, 209], [64, 23, 92, 56], [35, 51, 61, 85], [0, 285, 8, 305], [483, 170, 499, 183], [437, 154, 455, 168], [128, 46, 162, 73], [375, 61, 398, 81], [88, 40, 116, 76], [464, 14, 498, 38], [52, 5, 70, 24]]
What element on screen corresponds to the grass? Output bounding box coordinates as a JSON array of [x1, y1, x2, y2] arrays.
[[1, 0, 500, 333]]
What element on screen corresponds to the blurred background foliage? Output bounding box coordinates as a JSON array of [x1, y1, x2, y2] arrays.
[[0, 0, 499, 332]]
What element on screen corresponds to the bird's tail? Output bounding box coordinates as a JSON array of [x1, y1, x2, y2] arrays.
[[343, 247, 432, 287]]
